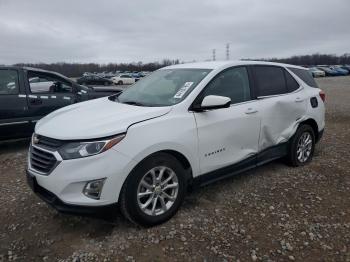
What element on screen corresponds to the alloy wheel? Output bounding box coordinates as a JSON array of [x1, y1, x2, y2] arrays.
[[137, 166, 179, 216], [296, 132, 313, 163]]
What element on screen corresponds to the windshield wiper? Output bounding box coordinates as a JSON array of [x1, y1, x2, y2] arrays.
[[122, 101, 146, 106]]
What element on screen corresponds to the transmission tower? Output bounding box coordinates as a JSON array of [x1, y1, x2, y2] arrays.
[[226, 43, 230, 60]]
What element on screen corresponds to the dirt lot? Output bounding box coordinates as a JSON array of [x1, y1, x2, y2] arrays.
[[0, 77, 349, 262]]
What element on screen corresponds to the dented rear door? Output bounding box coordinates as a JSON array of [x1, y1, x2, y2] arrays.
[[252, 65, 308, 152]]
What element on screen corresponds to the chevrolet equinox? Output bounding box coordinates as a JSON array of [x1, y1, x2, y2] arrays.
[[26, 61, 325, 226]]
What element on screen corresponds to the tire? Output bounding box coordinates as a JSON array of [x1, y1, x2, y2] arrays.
[[120, 152, 187, 227], [118, 81, 123, 85], [286, 125, 315, 167]]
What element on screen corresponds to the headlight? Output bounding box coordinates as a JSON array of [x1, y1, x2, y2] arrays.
[[58, 134, 125, 160]]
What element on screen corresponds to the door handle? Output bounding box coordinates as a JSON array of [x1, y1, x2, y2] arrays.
[[245, 108, 258, 114], [30, 98, 42, 105], [295, 97, 304, 103]]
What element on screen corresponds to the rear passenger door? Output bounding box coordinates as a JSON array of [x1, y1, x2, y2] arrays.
[[25, 70, 77, 119], [252, 65, 307, 152], [0, 69, 33, 140]]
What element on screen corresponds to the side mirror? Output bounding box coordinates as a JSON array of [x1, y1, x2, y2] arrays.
[[193, 95, 231, 111]]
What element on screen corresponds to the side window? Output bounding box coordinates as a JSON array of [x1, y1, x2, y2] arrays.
[[287, 67, 319, 88], [202, 67, 251, 104], [254, 66, 287, 96], [0, 69, 19, 95], [28, 71, 72, 94], [284, 70, 300, 92]]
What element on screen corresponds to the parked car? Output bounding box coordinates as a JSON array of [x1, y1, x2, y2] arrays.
[[26, 61, 325, 226], [317, 66, 341, 76], [309, 67, 325, 77], [131, 72, 141, 78], [111, 74, 136, 85], [329, 66, 349, 76], [0, 66, 121, 140], [76, 76, 114, 86], [340, 65, 350, 71]]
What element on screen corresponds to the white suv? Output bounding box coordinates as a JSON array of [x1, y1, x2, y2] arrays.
[[26, 61, 325, 226]]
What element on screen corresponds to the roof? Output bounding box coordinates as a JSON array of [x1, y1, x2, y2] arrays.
[[162, 60, 306, 70], [0, 65, 72, 82]]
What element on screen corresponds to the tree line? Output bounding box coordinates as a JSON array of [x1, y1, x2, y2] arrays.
[[11, 54, 350, 77], [246, 53, 350, 66], [14, 59, 180, 77]]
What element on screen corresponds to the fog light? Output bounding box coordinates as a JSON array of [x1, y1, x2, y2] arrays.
[[83, 178, 106, 200]]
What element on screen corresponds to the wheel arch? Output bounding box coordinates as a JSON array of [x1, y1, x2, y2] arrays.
[[299, 118, 319, 142], [130, 149, 194, 182], [161, 149, 193, 180], [118, 149, 194, 202], [140, 150, 193, 182]]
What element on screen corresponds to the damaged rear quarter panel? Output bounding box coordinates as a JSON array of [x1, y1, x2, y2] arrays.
[[258, 89, 308, 151]]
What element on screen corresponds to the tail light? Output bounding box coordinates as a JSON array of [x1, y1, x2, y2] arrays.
[[319, 90, 325, 102]]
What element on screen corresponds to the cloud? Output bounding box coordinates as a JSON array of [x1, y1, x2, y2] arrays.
[[0, 0, 349, 64]]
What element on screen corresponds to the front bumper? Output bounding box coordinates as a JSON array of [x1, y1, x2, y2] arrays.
[[27, 143, 137, 208], [26, 170, 116, 214]]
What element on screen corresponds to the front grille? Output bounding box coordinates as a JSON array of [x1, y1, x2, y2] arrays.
[[30, 146, 57, 174], [35, 135, 64, 150]]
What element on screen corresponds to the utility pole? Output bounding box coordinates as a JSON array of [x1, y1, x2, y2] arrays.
[[226, 43, 230, 60], [212, 49, 216, 61]]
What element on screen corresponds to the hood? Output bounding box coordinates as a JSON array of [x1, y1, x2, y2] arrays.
[[35, 97, 172, 140]]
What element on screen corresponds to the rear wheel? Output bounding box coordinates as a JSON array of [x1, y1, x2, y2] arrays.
[[120, 153, 187, 226], [286, 125, 315, 166], [118, 80, 123, 85]]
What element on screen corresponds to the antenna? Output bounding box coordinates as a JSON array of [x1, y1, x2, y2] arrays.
[[212, 49, 216, 61]]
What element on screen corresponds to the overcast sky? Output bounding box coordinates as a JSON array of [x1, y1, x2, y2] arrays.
[[0, 0, 349, 64]]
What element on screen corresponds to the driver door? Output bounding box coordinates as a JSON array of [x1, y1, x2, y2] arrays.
[[193, 66, 261, 175], [26, 70, 76, 120]]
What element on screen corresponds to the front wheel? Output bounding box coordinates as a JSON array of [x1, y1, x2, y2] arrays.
[[286, 125, 315, 166], [119, 153, 187, 226]]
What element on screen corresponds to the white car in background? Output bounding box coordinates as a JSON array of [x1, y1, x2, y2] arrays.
[[28, 77, 55, 93], [309, 67, 326, 77], [27, 61, 325, 226], [111, 74, 136, 85]]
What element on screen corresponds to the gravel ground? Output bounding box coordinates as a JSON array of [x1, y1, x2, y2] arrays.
[[0, 76, 349, 262]]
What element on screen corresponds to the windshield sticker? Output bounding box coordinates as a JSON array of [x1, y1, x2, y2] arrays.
[[174, 82, 194, 99]]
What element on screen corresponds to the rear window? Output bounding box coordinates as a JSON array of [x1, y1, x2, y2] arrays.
[[254, 66, 287, 96], [288, 67, 319, 88], [0, 69, 19, 95]]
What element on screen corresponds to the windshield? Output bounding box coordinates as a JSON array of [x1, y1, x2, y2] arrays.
[[117, 69, 211, 106]]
